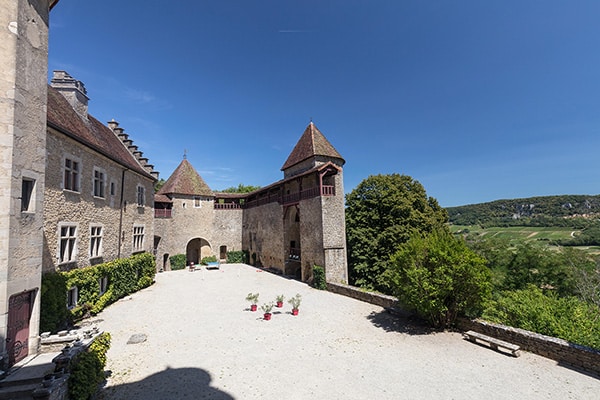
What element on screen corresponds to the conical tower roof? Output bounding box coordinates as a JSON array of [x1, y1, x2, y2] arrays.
[[281, 122, 344, 171], [158, 158, 213, 196]]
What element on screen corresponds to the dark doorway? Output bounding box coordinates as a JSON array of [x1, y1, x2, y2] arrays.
[[7, 290, 34, 367]]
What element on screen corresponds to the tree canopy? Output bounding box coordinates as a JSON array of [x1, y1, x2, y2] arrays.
[[220, 183, 261, 193], [345, 174, 448, 292]]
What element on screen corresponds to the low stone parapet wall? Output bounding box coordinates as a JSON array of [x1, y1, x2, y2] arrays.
[[456, 318, 600, 377], [327, 282, 600, 377]]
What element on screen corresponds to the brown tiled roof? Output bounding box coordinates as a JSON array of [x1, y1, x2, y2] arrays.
[[154, 194, 172, 203], [281, 122, 345, 170], [46, 85, 154, 180], [157, 159, 213, 196]]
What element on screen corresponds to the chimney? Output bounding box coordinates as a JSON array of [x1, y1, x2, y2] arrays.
[[50, 71, 89, 120]]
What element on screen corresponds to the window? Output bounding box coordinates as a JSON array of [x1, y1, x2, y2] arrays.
[[59, 224, 77, 263], [90, 225, 103, 258], [194, 196, 201, 208], [21, 178, 35, 212], [110, 181, 116, 196], [137, 185, 145, 207], [93, 168, 105, 198], [64, 157, 80, 192], [99, 276, 108, 295], [67, 287, 78, 309], [133, 225, 145, 252]]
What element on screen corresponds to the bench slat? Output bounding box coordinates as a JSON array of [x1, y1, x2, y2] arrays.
[[464, 330, 521, 357]]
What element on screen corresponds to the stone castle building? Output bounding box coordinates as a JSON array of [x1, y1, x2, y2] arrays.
[[1, 0, 347, 370], [155, 122, 348, 284]]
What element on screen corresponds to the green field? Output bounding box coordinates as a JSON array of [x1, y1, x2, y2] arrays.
[[450, 225, 600, 254]]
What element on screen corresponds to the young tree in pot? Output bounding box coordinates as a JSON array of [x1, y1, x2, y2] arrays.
[[246, 293, 259, 311], [275, 294, 285, 308], [261, 302, 274, 320], [288, 293, 302, 315]]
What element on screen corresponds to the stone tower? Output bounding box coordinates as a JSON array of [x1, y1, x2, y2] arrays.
[[0, 0, 58, 369]]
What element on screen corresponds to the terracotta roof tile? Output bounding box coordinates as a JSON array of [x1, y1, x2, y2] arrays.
[[281, 122, 344, 170], [46, 85, 154, 180], [157, 159, 213, 196]]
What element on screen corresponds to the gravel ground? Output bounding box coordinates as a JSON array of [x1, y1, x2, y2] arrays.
[[95, 264, 600, 399]]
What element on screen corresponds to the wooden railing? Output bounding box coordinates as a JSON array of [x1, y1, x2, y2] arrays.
[[154, 208, 172, 218]]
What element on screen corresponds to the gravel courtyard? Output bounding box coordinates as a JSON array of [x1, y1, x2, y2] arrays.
[[95, 264, 599, 399]]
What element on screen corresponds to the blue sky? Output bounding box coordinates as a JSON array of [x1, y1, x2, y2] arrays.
[[48, 1, 600, 207]]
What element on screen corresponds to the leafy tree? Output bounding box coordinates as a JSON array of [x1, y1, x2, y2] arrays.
[[345, 174, 447, 291], [220, 183, 261, 193], [385, 229, 492, 328], [154, 178, 166, 192]]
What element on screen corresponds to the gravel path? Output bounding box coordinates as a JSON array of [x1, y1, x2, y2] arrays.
[[95, 264, 599, 399]]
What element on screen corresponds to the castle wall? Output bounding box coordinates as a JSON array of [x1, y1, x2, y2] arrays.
[[243, 202, 285, 270], [320, 170, 348, 283], [43, 129, 155, 273], [0, 0, 52, 365]]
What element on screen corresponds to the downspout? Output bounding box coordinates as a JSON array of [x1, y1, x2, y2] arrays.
[[117, 168, 128, 258]]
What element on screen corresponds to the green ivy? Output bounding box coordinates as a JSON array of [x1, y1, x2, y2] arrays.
[[68, 332, 111, 400], [169, 253, 187, 270], [41, 253, 156, 332], [313, 265, 327, 290], [227, 250, 248, 263]]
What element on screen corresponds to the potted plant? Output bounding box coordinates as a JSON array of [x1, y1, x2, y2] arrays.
[[275, 294, 285, 308], [288, 293, 302, 316], [246, 292, 259, 311], [261, 302, 274, 320]]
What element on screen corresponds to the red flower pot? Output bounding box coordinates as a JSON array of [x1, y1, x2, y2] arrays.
[[250, 304, 257, 312], [292, 308, 299, 316], [276, 301, 283, 308], [264, 313, 272, 320]]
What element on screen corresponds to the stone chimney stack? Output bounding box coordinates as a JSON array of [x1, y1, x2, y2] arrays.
[[50, 70, 89, 119]]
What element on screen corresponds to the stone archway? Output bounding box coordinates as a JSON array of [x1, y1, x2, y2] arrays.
[[186, 238, 212, 264]]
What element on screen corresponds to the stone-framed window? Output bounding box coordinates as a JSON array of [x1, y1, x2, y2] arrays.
[[67, 286, 78, 309], [63, 156, 81, 192], [21, 177, 35, 212], [137, 185, 145, 207], [133, 225, 145, 252], [110, 180, 116, 197], [93, 167, 106, 198], [58, 223, 78, 264], [194, 196, 202, 208], [89, 224, 103, 259]]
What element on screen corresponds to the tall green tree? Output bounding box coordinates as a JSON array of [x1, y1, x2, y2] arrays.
[[385, 229, 492, 328], [220, 183, 261, 193], [345, 174, 448, 291]]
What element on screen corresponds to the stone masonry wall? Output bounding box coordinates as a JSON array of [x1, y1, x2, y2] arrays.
[[243, 202, 285, 270], [320, 170, 347, 283], [44, 129, 154, 272]]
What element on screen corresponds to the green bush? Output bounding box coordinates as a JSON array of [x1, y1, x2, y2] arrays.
[[201, 255, 217, 265], [313, 265, 327, 290], [482, 286, 600, 350], [69, 332, 111, 400], [41, 253, 156, 332], [227, 250, 248, 263], [170, 253, 187, 270]]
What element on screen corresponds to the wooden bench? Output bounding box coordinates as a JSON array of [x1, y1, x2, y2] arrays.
[[463, 330, 521, 357]]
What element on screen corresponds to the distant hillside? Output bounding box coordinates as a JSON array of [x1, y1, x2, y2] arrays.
[[447, 195, 600, 227]]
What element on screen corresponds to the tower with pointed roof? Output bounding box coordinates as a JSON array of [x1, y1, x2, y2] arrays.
[[153, 122, 348, 284]]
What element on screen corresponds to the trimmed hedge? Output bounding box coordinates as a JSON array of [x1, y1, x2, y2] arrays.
[[69, 332, 111, 400], [169, 253, 187, 270], [226, 250, 248, 263], [313, 265, 327, 290], [41, 253, 156, 333]]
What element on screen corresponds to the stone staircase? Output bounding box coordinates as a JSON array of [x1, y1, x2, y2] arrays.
[[0, 353, 59, 400]]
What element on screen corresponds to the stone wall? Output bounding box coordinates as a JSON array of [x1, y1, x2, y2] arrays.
[[243, 202, 285, 270], [456, 318, 600, 377], [43, 129, 154, 272], [0, 0, 52, 365], [320, 170, 347, 283]]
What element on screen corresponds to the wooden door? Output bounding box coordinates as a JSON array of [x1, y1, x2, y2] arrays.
[[7, 291, 33, 367]]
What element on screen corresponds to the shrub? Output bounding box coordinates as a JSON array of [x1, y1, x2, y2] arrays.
[[68, 332, 111, 400], [169, 254, 187, 270], [41, 253, 156, 332], [227, 250, 248, 263], [313, 265, 327, 290]]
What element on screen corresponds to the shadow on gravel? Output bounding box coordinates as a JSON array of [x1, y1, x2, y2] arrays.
[[367, 310, 435, 335], [99, 367, 234, 400]]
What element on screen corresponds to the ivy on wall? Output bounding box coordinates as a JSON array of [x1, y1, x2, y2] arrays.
[[40, 253, 156, 333]]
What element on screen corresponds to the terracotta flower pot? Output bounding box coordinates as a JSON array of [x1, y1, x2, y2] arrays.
[[264, 313, 272, 320], [276, 301, 283, 308], [292, 308, 299, 316], [250, 304, 257, 312]]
